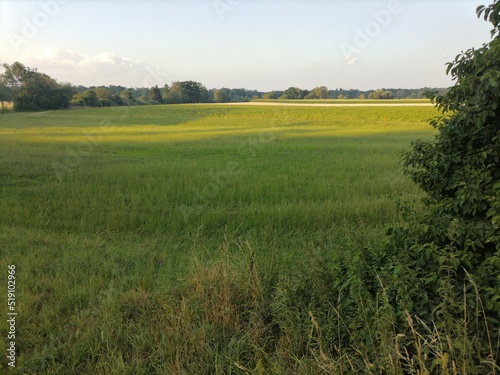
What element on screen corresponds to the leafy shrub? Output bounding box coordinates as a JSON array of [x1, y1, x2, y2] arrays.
[[382, 0, 500, 365]]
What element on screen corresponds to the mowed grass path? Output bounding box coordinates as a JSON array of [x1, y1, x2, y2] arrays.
[[0, 104, 438, 373]]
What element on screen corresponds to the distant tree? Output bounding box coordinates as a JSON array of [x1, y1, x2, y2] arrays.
[[368, 89, 393, 99], [1, 61, 26, 89], [74, 85, 87, 93], [118, 90, 134, 106], [42, 84, 74, 109], [94, 87, 122, 106], [164, 82, 183, 104], [1, 62, 73, 111], [161, 84, 170, 100], [138, 95, 149, 103], [213, 89, 224, 102], [358, 94, 366, 99], [283, 86, 303, 99], [394, 89, 407, 99], [330, 88, 358, 99], [108, 85, 127, 95], [263, 92, 277, 99], [165, 81, 207, 103], [79, 90, 101, 107], [132, 88, 149, 100], [214, 89, 230, 103], [200, 86, 210, 102], [120, 89, 133, 100], [180, 81, 204, 103], [0, 79, 13, 111], [306, 86, 329, 99], [94, 87, 113, 101], [149, 85, 163, 103]]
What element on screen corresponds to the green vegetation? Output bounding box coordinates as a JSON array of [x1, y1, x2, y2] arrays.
[[0, 61, 444, 112], [1, 62, 73, 111], [383, 1, 500, 370], [1, 4, 498, 373], [1, 104, 442, 373], [368, 89, 394, 99]]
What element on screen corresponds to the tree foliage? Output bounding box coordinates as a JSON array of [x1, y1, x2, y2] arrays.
[[368, 89, 394, 99], [1, 62, 74, 111], [84, 90, 102, 106], [213, 88, 230, 103], [305, 86, 330, 99], [163, 81, 208, 104], [70, 87, 125, 107], [281, 86, 304, 99], [149, 85, 163, 104], [383, 0, 500, 353], [0, 78, 13, 111], [262, 92, 277, 100]]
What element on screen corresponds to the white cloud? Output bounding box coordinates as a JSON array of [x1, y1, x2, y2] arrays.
[[18, 47, 171, 87]]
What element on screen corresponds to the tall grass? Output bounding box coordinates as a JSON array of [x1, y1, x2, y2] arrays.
[[1, 104, 495, 373]]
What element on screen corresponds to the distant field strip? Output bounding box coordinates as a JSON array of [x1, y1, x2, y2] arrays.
[[0, 104, 438, 143], [228, 102, 434, 107]]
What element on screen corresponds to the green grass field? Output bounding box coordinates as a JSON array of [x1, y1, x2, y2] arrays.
[[0, 104, 439, 373], [250, 98, 432, 104]]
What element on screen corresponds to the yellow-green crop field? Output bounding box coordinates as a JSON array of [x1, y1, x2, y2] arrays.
[[0, 103, 439, 373]]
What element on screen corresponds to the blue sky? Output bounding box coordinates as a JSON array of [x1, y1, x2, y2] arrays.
[[0, 0, 494, 91]]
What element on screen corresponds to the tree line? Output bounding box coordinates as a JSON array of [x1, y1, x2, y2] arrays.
[[0, 62, 73, 111], [0, 61, 447, 112]]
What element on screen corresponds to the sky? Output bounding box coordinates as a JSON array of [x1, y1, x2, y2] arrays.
[[0, 0, 494, 91]]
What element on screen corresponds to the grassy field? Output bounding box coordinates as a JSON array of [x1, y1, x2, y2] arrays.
[[250, 98, 432, 104], [0, 104, 439, 373]]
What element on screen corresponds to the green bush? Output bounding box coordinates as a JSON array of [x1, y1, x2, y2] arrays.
[[382, 0, 500, 366]]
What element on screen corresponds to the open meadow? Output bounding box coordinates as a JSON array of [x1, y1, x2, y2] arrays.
[[0, 103, 439, 373]]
